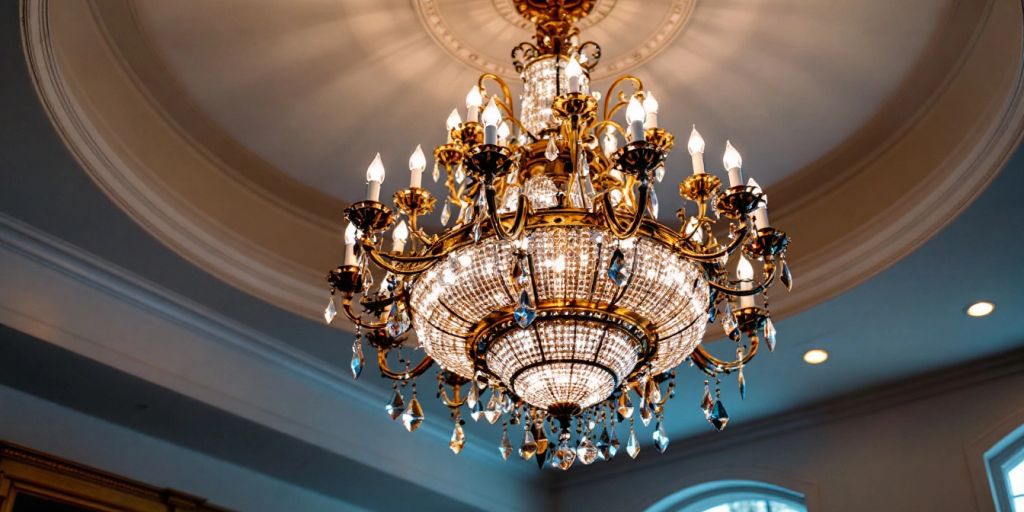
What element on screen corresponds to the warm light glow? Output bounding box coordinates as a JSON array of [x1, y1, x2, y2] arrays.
[[723, 140, 743, 170], [736, 254, 754, 281], [687, 125, 705, 155], [565, 56, 583, 80], [803, 349, 829, 365], [409, 145, 426, 172], [482, 97, 501, 127], [626, 96, 645, 125], [466, 85, 483, 109], [966, 301, 995, 317], [344, 222, 358, 245], [446, 108, 462, 131], [642, 91, 659, 114], [392, 220, 409, 243], [366, 153, 386, 183]]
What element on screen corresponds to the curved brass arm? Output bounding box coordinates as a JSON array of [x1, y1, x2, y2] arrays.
[[376, 347, 434, 381], [601, 184, 648, 239], [691, 337, 759, 376], [707, 261, 779, 297], [673, 223, 751, 262], [440, 383, 468, 408], [592, 119, 627, 141], [484, 184, 529, 240], [360, 241, 445, 276], [602, 75, 643, 122], [478, 73, 538, 142], [340, 295, 388, 330]]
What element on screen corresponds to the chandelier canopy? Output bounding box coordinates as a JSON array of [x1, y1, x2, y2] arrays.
[[325, 0, 791, 470]]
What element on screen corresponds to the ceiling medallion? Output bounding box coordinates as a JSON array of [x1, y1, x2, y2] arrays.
[[415, 0, 694, 79], [327, 0, 791, 470]]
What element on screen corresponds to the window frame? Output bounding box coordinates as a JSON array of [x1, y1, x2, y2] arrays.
[[988, 425, 1024, 512], [644, 480, 806, 512]]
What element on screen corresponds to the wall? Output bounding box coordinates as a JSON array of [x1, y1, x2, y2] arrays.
[[549, 349, 1024, 511]]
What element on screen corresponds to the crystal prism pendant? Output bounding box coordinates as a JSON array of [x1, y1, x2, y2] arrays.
[[617, 392, 634, 419], [401, 397, 424, 432], [511, 257, 529, 288], [626, 427, 640, 459], [323, 296, 337, 324], [432, 159, 440, 183], [385, 302, 411, 338], [545, 137, 559, 161], [655, 164, 665, 182], [474, 370, 489, 390], [738, 368, 747, 400], [578, 151, 590, 176], [449, 423, 465, 454], [610, 427, 620, 456], [648, 185, 659, 219], [709, 400, 729, 431], [469, 398, 484, 422], [454, 164, 465, 184], [765, 318, 778, 352], [483, 392, 502, 424], [350, 342, 363, 380], [551, 440, 576, 470], [466, 383, 479, 409], [721, 303, 740, 341], [701, 382, 714, 418], [781, 260, 793, 291], [385, 389, 405, 420], [639, 401, 653, 427], [533, 423, 550, 455], [513, 289, 537, 328], [440, 201, 451, 226], [597, 427, 617, 461], [646, 378, 662, 405], [519, 429, 538, 460], [653, 421, 669, 453], [499, 429, 513, 460], [607, 248, 628, 286], [577, 436, 599, 465]]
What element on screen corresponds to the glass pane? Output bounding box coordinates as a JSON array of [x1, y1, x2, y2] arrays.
[[702, 506, 730, 512], [1009, 459, 1024, 496], [769, 501, 803, 512], [1013, 495, 1024, 512]]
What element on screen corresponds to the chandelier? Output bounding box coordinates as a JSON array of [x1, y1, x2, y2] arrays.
[[324, 0, 791, 470]]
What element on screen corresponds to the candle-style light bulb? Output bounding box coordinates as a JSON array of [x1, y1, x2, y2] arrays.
[[408, 145, 426, 188], [723, 140, 743, 187], [343, 222, 359, 265], [365, 153, 386, 201], [466, 85, 483, 122], [642, 92, 659, 129], [566, 56, 583, 93], [603, 126, 618, 157], [688, 125, 706, 174], [626, 96, 646, 142], [497, 121, 511, 142], [482, 98, 501, 145], [736, 254, 755, 308], [391, 220, 409, 253]]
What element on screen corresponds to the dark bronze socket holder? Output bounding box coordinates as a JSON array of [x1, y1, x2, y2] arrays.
[[744, 228, 790, 258], [613, 141, 666, 179], [713, 185, 765, 219], [734, 306, 768, 336], [327, 265, 364, 295], [451, 122, 484, 148], [645, 127, 676, 153], [552, 92, 598, 127], [465, 144, 515, 180]]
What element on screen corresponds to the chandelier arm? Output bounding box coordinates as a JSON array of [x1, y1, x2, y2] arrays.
[[690, 336, 760, 376], [360, 243, 445, 275], [706, 262, 779, 297], [478, 73, 538, 142], [673, 224, 751, 262], [591, 119, 627, 141], [439, 384, 468, 408], [601, 75, 643, 122], [340, 295, 390, 330], [600, 184, 648, 239], [484, 184, 529, 240], [376, 347, 435, 381]]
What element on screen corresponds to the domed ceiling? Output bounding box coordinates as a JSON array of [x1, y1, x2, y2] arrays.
[[24, 0, 1024, 321]]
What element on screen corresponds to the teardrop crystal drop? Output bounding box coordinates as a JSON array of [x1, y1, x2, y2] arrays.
[[781, 260, 793, 291], [350, 342, 363, 380], [655, 164, 665, 182], [440, 201, 451, 226], [765, 318, 778, 352], [469, 398, 484, 422], [617, 392, 634, 419], [709, 400, 729, 431], [466, 383, 479, 408], [432, 159, 441, 183], [449, 423, 465, 454], [401, 397, 425, 432], [607, 248, 628, 286], [551, 440, 576, 470], [648, 185, 659, 219], [323, 296, 337, 324], [519, 429, 538, 460], [596, 427, 611, 461], [626, 427, 640, 459], [639, 402, 653, 427], [474, 370, 489, 390], [513, 289, 537, 328], [646, 378, 662, 405], [455, 164, 466, 184], [483, 392, 502, 424], [385, 389, 405, 420], [499, 429, 513, 460], [578, 150, 589, 177], [534, 423, 550, 455], [738, 368, 747, 400], [701, 382, 714, 418], [721, 302, 740, 341], [385, 302, 411, 338], [609, 426, 620, 456], [511, 256, 530, 288], [577, 436, 599, 465], [653, 421, 669, 453], [545, 137, 559, 161]]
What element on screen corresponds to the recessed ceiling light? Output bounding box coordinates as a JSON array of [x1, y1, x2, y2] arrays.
[[966, 301, 994, 317], [803, 349, 829, 365]]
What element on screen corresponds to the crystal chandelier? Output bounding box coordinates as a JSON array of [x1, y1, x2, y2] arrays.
[[324, 0, 792, 469]]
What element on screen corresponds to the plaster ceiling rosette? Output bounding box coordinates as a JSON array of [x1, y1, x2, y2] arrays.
[[21, 0, 1024, 323]]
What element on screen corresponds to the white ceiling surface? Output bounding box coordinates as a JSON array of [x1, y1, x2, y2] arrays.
[[132, 0, 950, 203]]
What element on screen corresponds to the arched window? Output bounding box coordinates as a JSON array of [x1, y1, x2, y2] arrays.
[[988, 424, 1024, 512], [645, 480, 807, 512]]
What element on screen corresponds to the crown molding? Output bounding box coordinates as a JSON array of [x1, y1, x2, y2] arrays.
[[0, 211, 536, 510]]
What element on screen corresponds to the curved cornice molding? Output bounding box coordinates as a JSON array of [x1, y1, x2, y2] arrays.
[[20, 0, 1024, 325]]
